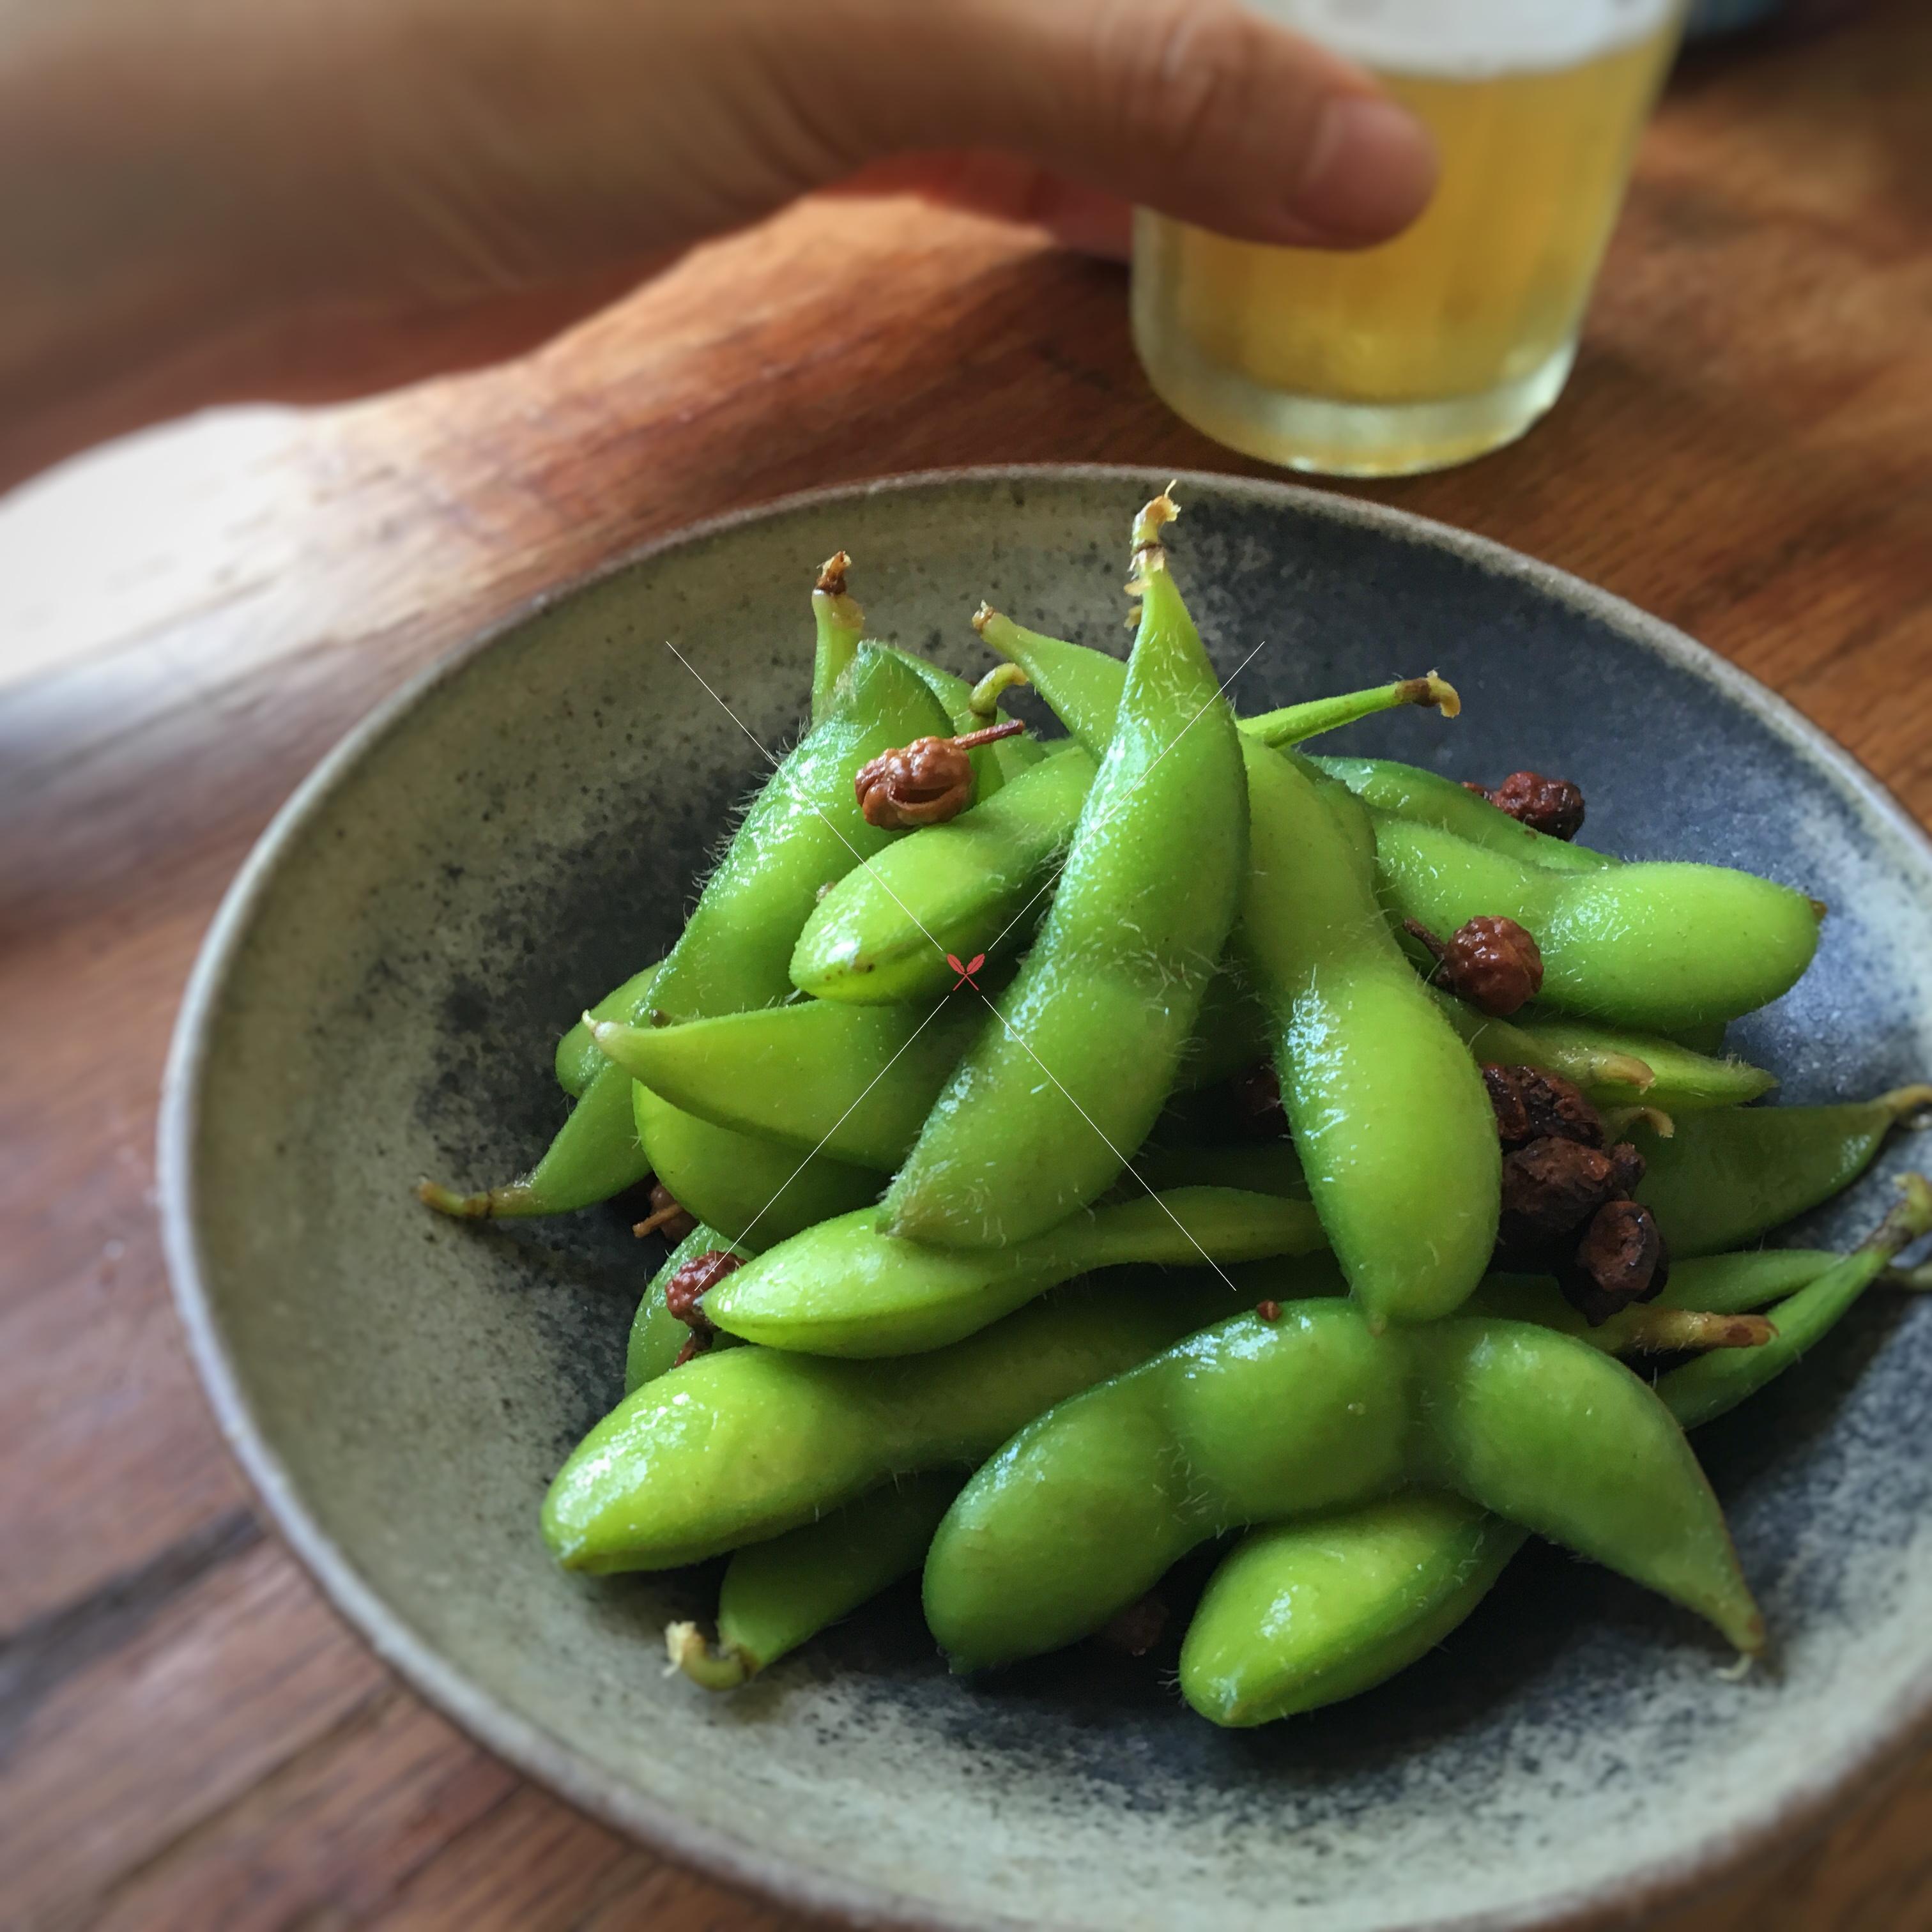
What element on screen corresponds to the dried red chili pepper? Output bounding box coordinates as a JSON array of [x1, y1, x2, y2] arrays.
[[1561, 1199, 1670, 1324], [1480, 1062, 1603, 1150]]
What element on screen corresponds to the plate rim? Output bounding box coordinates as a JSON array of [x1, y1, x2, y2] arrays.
[[159, 461, 1932, 1932]]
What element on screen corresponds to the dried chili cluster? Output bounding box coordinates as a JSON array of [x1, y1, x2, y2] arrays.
[[1483, 1062, 1667, 1324]]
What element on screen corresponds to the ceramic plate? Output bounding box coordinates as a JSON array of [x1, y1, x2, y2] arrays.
[[162, 467, 1932, 1932]]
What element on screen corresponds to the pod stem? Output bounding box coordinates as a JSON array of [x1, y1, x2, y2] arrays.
[[1879, 1085, 1932, 1125], [1614, 1308, 1776, 1354], [664, 1620, 757, 1692], [968, 662, 1031, 719], [1125, 487, 1179, 608], [417, 1178, 535, 1220], [1603, 1105, 1675, 1140]]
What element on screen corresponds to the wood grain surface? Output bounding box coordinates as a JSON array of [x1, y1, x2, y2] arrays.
[[4, 8, 1930, 1928]]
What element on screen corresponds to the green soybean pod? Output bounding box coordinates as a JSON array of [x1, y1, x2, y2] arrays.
[[1309, 754, 1614, 873], [417, 1057, 648, 1220], [1240, 741, 1499, 1328], [555, 961, 663, 1098], [542, 1271, 1252, 1574], [1636, 1085, 1932, 1257], [625, 1222, 750, 1393], [790, 744, 1096, 1006], [705, 1187, 1325, 1358], [631, 1082, 877, 1250], [1181, 1185, 1930, 1726], [666, 1475, 964, 1690], [882, 496, 1247, 1248], [922, 1301, 1760, 1670], [598, 1002, 983, 1170], [650, 647, 952, 1023], [1425, 986, 1777, 1112], [1372, 815, 1823, 1032], [593, 979, 1268, 1173]]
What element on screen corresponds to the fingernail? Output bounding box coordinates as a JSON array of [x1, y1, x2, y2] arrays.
[[1290, 94, 1438, 244]]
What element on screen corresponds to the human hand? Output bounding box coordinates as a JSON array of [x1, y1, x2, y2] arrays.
[[0, 0, 1434, 487]]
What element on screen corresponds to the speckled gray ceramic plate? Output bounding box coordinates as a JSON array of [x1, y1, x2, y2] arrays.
[[162, 468, 1932, 1932]]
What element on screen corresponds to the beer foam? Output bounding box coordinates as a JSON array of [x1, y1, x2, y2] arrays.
[[1251, 0, 1678, 76]]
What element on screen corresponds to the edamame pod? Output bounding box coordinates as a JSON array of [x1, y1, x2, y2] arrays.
[[651, 648, 951, 1023], [417, 1056, 648, 1220], [593, 979, 1268, 1172], [625, 1222, 751, 1393], [1373, 816, 1822, 1032], [795, 659, 1462, 1010], [790, 745, 1096, 1006], [1427, 988, 1776, 1112], [1240, 741, 1499, 1327], [666, 1475, 963, 1689], [556, 960, 663, 1098], [1309, 755, 1614, 873], [542, 1271, 1261, 1573], [1181, 1183, 1931, 1724], [923, 1300, 1762, 1669], [705, 1186, 1324, 1357], [632, 1082, 877, 1249], [1636, 1086, 1932, 1256], [883, 496, 1247, 1248], [598, 1001, 983, 1170]]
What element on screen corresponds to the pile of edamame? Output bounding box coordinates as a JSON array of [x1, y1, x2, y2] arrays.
[[424, 493, 1932, 1724]]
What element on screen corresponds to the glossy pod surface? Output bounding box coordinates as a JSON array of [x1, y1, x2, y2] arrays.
[[650, 648, 951, 1023], [705, 1187, 1325, 1356], [924, 1301, 1759, 1669], [883, 510, 1247, 1247], [792, 746, 1096, 1006], [631, 1082, 877, 1249], [542, 1275, 1248, 1573], [1241, 742, 1499, 1326], [1373, 816, 1822, 1032], [1179, 1188, 1932, 1726]]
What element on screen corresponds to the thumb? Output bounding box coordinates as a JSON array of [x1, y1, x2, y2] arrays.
[[807, 0, 1438, 249]]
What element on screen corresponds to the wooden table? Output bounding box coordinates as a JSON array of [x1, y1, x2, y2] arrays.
[[5, 7, 1929, 1926]]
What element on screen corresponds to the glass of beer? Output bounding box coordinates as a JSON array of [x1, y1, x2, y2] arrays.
[[1131, 1, 1687, 476]]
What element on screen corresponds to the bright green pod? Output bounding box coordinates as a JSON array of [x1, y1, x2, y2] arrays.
[[923, 1300, 1761, 1670], [593, 979, 1268, 1174], [1181, 1498, 1522, 1728], [632, 1082, 877, 1250], [883, 498, 1248, 1248], [1240, 741, 1499, 1327], [1426, 986, 1777, 1112], [417, 1057, 648, 1220], [706, 1186, 1324, 1357], [556, 960, 663, 1098], [1635, 1086, 1932, 1257], [666, 1475, 965, 1689], [541, 1271, 1259, 1574], [1180, 1185, 1931, 1726], [1308, 754, 1614, 873], [650, 647, 951, 1023], [1372, 815, 1823, 1032], [625, 1222, 751, 1393], [598, 1002, 983, 1170], [790, 745, 1096, 1006]]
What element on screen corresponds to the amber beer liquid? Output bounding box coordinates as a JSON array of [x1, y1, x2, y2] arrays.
[[1132, 2, 1685, 475]]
